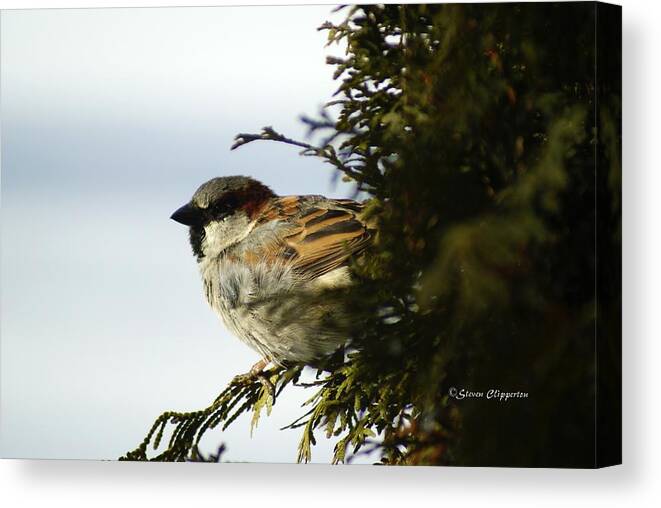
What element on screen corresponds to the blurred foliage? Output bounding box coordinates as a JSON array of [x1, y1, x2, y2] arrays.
[[124, 2, 620, 466]]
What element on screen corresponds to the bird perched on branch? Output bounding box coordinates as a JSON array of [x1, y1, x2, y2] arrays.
[[171, 176, 372, 380]]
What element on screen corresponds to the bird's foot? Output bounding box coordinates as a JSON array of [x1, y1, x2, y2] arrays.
[[231, 359, 275, 399]]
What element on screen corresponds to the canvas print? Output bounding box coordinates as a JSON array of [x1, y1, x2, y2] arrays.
[[0, 2, 621, 467]]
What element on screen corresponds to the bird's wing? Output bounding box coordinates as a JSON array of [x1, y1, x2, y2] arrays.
[[253, 195, 373, 280]]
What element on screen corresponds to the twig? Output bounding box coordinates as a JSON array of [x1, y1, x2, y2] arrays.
[[231, 126, 316, 151]]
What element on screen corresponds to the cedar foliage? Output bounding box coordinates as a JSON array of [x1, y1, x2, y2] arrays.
[[122, 3, 621, 466]]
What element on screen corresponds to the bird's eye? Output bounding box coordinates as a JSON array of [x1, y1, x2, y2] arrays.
[[211, 201, 230, 218]]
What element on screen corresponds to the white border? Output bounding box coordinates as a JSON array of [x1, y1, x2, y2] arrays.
[[2, 1, 658, 507]]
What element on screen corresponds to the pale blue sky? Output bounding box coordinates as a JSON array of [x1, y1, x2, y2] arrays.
[[0, 5, 372, 463]]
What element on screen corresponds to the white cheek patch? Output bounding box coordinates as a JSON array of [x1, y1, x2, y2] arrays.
[[201, 214, 255, 259]]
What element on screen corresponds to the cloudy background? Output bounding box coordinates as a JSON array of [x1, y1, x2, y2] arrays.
[[0, 5, 369, 463]]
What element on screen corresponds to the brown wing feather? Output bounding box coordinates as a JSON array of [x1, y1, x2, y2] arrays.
[[254, 196, 372, 280]]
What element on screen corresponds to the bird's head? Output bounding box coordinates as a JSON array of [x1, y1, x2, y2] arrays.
[[170, 176, 275, 261]]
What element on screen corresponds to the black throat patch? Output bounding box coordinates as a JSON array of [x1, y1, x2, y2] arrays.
[[189, 226, 206, 261]]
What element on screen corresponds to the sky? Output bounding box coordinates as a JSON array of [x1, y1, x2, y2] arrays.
[[0, 4, 374, 463]]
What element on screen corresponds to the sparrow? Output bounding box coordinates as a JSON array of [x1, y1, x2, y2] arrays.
[[170, 175, 372, 379]]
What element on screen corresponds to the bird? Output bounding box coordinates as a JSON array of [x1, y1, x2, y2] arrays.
[[170, 175, 373, 382]]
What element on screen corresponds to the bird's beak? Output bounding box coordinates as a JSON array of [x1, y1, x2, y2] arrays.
[[170, 203, 200, 226]]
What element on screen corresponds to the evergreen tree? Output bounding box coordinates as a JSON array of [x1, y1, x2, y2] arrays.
[[123, 2, 621, 467]]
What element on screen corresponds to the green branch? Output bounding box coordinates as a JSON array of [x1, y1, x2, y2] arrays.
[[120, 366, 301, 461]]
